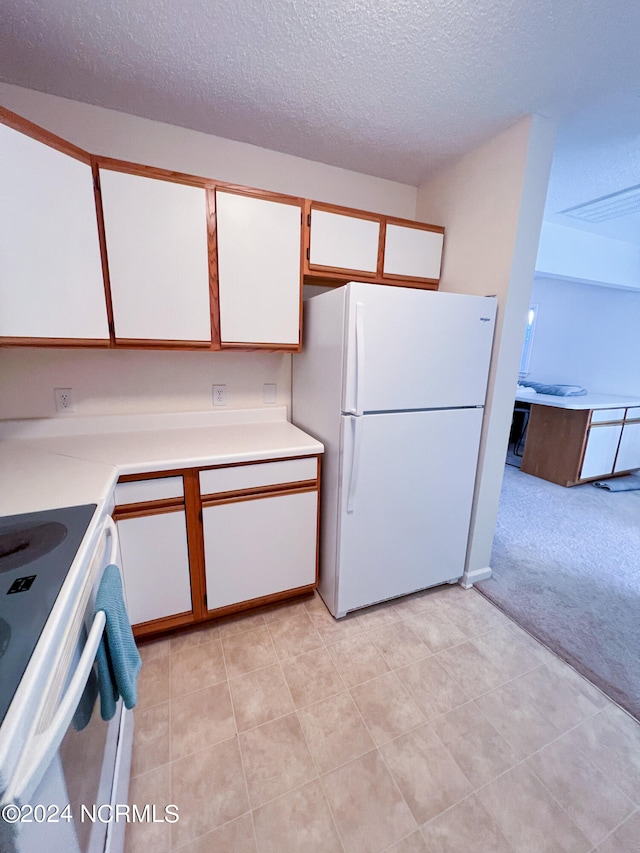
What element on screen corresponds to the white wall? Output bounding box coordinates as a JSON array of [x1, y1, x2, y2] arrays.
[[416, 115, 556, 584], [0, 83, 417, 420], [528, 276, 640, 396], [536, 222, 640, 291]]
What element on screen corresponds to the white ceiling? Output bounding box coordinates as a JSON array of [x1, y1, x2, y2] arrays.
[[2, 0, 640, 242]]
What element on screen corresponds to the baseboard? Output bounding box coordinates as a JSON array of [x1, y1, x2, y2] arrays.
[[460, 566, 492, 589]]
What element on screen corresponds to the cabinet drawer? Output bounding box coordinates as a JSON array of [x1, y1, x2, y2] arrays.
[[625, 407, 640, 422], [590, 408, 626, 423], [200, 457, 317, 495], [115, 476, 184, 506]]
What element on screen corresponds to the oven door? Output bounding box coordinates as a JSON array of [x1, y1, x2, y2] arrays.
[[0, 519, 134, 853]]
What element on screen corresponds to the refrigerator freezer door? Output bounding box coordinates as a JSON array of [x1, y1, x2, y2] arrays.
[[343, 283, 496, 414], [335, 408, 483, 616]]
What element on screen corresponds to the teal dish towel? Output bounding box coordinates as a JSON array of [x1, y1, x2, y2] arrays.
[[95, 564, 142, 722]]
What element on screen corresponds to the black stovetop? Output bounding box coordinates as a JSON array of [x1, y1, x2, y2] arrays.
[[0, 504, 97, 725]]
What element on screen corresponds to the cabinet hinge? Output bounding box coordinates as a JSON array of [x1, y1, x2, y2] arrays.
[[199, 509, 203, 522], [307, 213, 311, 227], [306, 247, 310, 261], [203, 593, 208, 608]]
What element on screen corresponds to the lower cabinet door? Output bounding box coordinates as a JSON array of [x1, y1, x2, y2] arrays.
[[117, 509, 192, 625], [614, 421, 640, 473], [580, 424, 623, 480], [202, 490, 318, 610]]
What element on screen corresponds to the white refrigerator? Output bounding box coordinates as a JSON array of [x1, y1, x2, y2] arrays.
[[292, 282, 496, 617]]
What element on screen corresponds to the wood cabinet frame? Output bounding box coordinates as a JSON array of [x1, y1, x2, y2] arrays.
[[115, 455, 321, 639], [521, 404, 640, 487], [302, 199, 444, 290]]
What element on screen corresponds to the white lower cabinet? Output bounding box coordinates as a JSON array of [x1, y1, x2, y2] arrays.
[[202, 490, 318, 610], [580, 424, 623, 481], [614, 421, 640, 473], [117, 509, 193, 625]]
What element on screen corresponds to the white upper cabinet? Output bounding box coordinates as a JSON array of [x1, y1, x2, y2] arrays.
[[0, 122, 109, 341], [383, 223, 444, 281], [99, 168, 212, 343], [308, 208, 380, 274], [215, 189, 302, 346]]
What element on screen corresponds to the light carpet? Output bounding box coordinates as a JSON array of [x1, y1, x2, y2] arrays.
[[477, 465, 640, 720]]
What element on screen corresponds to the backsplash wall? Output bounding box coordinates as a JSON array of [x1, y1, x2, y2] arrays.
[[0, 348, 291, 420]]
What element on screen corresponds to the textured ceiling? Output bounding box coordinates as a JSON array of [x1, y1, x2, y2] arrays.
[[2, 0, 640, 241]]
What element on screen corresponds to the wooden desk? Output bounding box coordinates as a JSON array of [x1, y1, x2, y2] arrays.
[[515, 392, 640, 487]]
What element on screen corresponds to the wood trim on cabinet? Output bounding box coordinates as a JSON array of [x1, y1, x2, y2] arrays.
[[214, 182, 305, 207], [302, 273, 439, 291], [0, 106, 92, 164], [0, 336, 110, 348], [205, 586, 317, 621], [183, 469, 207, 622], [91, 158, 116, 344], [376, 218, 387, 279], [205, 186, 222, 349], [113, 499, 185, 521], [200, 453, 321, 474], [93, 156, 214, 189], [110, 338, 213, 350], [133, 609, 195, 639], [219, 340, 303, 352], [383, 215, 445, 236], [201, 480, 319, 505]]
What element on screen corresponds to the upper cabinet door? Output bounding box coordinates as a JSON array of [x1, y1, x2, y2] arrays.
[[215, 189, 302, 347], [99, 168, 212, 344], [308, 207, 380, 276], [0, 121, 109, 342], [383, 222, 444, 281]]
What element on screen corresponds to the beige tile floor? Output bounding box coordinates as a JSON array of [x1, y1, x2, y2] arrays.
[[125, 585, 640, 853]]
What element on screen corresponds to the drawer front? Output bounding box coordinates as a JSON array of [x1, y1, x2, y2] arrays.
[[115, 476, 184, 506], [200, 457, 317, 495], [625, 407, 640, 422], [590, 408, 626, 424]]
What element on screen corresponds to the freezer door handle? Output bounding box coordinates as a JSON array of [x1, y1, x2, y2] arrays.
[[346, 415, 363, 513]]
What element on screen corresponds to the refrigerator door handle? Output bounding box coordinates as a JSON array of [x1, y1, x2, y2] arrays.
[[354, 301, 365, 417], [346, 415, 363, 513]]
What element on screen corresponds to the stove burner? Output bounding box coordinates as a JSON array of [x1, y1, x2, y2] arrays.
[[0, 521, 67, 573]]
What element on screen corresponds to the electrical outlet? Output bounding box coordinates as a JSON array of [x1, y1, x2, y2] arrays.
[[263, 383, 277, 404], [54, 388, 75, 413], [212, 384, 227, 406]]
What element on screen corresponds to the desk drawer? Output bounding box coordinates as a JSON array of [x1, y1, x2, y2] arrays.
[[590, 408, 626, 424]]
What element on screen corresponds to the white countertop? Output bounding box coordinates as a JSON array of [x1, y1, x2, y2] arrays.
[[514, 391, 640, 411], [0, 407, 323, 518]]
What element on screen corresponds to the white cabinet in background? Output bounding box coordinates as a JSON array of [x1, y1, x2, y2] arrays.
[[308, 207, 380, 275], [99, 168, 212, 344], [215, 189, 302, 347], [614, 420, 640, 473], [117, 509, 192, 626], [580, 424, 623, 480], [383, 222, 444, 281], [202, 490, 318, 610], [0, 120, 109, 342]]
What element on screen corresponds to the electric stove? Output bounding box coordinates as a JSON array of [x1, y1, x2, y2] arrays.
[[0, 504, 96, 725]]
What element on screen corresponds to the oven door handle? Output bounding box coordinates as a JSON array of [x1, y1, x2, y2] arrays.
[[105, 515, 118, 566], [3, 609, 107, 805]]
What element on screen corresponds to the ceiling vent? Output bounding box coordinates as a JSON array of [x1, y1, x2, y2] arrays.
[[560, 184, 640, 222]]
